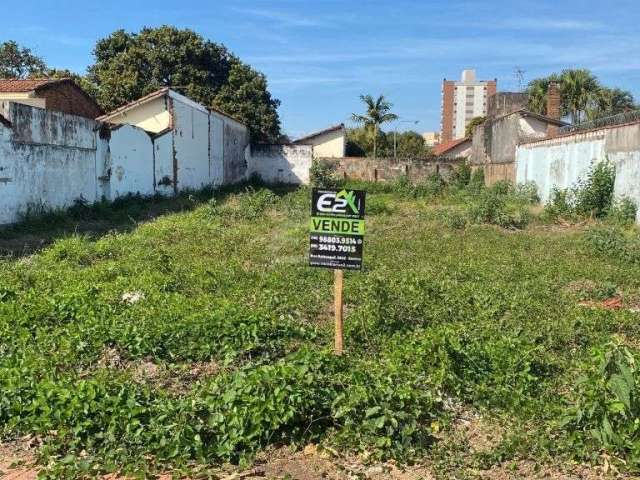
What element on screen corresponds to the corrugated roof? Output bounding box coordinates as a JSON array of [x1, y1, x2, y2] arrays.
[[293, 124, 345, 144], [0, 78, 68, 93]]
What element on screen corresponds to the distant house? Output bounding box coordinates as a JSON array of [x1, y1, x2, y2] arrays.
[[470, 86, 568, 184], [0, 78, 102, 119], [292, 124, 346, 159], [433, 137, 472, 158]]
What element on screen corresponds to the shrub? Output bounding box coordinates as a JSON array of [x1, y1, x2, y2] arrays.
[[608, 197, 638, 225], [469, 190, 506, 225], [544, 187, 575, 220], [310, 160, 339, 188], [469, 168, 485, 193], [585, 226, 640, 265], [450, 162, 471, 188], [489, 180, 512, 196], [513, 181, 540, 204], [574, 161, 616, 218]]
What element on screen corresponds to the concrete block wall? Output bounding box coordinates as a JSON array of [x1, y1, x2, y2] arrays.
[[0, 102, 104, 224], [516, 121, 640, 222], [248, 144, 313, 184], [329, 157, 461, 183], [0, 100, 256, 225]]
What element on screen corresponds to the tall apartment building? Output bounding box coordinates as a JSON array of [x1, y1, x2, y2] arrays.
[[440, 70, 497, 142]]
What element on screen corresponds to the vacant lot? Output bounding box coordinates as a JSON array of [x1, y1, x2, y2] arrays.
[[1, 179, 639, 478]]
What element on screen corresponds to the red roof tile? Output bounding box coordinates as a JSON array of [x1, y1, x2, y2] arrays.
[[0, 78, 68, 93], [432, 137, 470, 155]]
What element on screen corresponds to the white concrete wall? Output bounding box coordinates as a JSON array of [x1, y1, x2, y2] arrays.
[[0, 102, 99, 224], [108, 124, 155, 198], [172, 97, 211, 191], [247, 145, 313, 185], [516, 123, 640, 222]]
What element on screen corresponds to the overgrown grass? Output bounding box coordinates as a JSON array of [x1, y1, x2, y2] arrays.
[[1, 176, 640, 477]]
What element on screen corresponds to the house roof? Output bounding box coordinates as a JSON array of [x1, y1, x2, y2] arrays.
[[495, 108, 568, 126], [292, 124, 345, 144], [0, 78, 66, 93], [432, 137, 471, 155], [96, 88, 171, 122], [0, 78, 103, 117], [97, 87, 245, 126]]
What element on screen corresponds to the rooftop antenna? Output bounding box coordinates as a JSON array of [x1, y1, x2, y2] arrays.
[[514, 67, 526, 92]]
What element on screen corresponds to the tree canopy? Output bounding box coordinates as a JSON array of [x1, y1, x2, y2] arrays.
[[346, 127, 429, 159], [86, 26, 281, 142], [0, 41, 47, 79], [527, 69, 635, 124]]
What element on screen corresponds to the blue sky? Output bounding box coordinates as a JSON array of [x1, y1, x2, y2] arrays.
[[4, 0, 640, 138]]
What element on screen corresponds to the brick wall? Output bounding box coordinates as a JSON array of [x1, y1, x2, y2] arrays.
[[40, 83, 102, 119], [322, 157, 463, 183]]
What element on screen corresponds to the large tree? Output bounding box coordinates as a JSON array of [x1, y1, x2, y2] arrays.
[[351, 95, 398, 159], [0, 40, 47, 78], [527, 69, 635, 124], [213, 60, 281, 143], [87, 26, 281, 141]]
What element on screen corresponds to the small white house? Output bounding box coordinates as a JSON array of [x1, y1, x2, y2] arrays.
[[98, 88, 250, 196], [292, 124, 346, 159]]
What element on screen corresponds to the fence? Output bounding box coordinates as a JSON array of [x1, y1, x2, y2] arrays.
[[323, 157, 463, 183]]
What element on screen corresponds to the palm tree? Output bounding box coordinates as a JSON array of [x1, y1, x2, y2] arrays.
[[588, 87, 635, 120], [526, 74, 561, 115], [560, 69, 600, 124], [352, 94, 398, 159]]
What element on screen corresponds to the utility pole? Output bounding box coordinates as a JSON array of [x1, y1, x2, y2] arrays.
[[394, 119, 420, 160]]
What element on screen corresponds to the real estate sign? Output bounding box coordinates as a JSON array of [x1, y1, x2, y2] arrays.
[[309, 188, 366, 270]]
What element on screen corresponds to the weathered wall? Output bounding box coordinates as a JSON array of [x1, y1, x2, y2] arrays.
[[516, 122, 640, 222], [39, 82, 103, 119], [108, 124, 155, 199], [330, 157, 461, 183], [221, 115, 250, 185], [472, 113, 549, 184], [248, 144, 313, 184], [0, 102, 100, 224], [0, 99, 253, 225], [172, 98, 211, 191]]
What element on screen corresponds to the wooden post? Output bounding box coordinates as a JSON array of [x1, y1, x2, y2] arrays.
[[334, 268, 344, 355]]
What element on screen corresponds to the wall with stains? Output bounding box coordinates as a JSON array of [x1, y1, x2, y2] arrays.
[[248, 144, 313, 184], [0, 99, 285, 225], [0, 102, 100, 224], [108, 124, 155, 199], [516, 122, 640, 222]]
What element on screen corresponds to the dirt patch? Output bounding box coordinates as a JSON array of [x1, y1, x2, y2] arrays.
[[479, 458, 620, 479], [0, 439, 38, 480], [92, 346, 220, 394], [452, 410, 504, 454], [240, 445, 434, 480]]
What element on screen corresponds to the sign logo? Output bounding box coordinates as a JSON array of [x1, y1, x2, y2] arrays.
[[316, 190, 360, 215]]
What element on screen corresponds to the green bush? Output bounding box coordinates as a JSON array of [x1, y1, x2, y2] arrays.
[[608, 197, 638, 225], [585, 226, 640, 265], [469, 168, 485, 193], [574, 161, 616, 218], [310, 160, 340, 188]]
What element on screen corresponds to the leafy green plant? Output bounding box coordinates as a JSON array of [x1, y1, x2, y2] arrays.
[[565, 342, 640, 464], [574, 161, 615, 218], [310, 160, 340, 188]]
